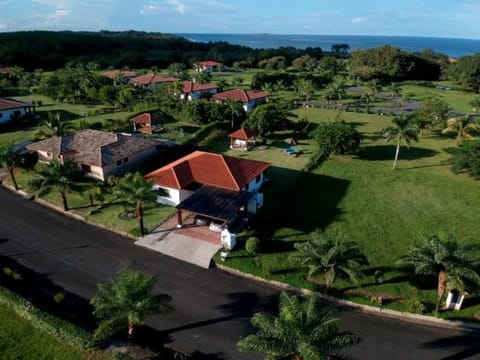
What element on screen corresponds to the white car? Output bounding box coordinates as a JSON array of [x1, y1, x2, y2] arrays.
[[209, 219, 225, 232]]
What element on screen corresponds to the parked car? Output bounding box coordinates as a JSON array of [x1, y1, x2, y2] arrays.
[[209, 219, 225, 232]]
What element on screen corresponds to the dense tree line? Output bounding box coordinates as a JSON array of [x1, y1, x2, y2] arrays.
[[0, 31, 327, 71], [349, 45, 449, 81], [446, 54, 480, 93]]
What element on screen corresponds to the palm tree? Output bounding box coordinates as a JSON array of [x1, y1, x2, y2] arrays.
[[237, 291, 360, 359], [35, 111, 73, 139], [290, 230, 368, 292], [381, 114, 419, 169], [90, 267, 173, 339], [29, 159, 81, 211], [441, 115, 480, 145], [112, 172, 163, 237], [401, 234, 480, 312], [0, 142, 20, 190], [361, 91, 375, 113], [388, 82, 401, 100], [225, 98, 245, 131]]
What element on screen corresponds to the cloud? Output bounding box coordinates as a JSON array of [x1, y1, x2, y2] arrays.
[[140, 2, 167, 15], [0, 23, 7, 30], [352, 16, 367, 24], [166, 0, 187, 13], [140, 0, 188, 15]]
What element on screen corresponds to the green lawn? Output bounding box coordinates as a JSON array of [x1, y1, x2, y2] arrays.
[[0, 303, 109, 360], [213, 106, 480, 319]]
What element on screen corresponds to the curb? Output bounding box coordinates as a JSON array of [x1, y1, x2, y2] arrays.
[[1, 183, 136, 240], [216, 264, 480, 333], [3, 183, 480, 333]]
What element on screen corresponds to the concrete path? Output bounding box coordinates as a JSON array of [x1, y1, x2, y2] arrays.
[[136, 232, 220, 269]]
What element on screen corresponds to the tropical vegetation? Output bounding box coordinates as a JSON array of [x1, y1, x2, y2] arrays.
[[237, 291, 360, 359]]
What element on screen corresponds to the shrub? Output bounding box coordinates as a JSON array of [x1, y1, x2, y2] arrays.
[[245, 236, 260, 255], [53, 292, 65, 303], [406, 298, 426, 314], [311, 120, 362, 157], [449, 140, 480, 179]]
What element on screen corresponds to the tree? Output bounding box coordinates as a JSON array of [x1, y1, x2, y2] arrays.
[[414, 97, 450, 132], [401, 234, 480, 312], [447, 54, 480, 93], [468, 97, 480, 113], [243, 103, 293, 139], [29, 159, 82, 211], [90, 267, 173, 339], [0, 142, 20, 190], [225, 99, 245, 131], [311, 119, 362, 157], [35, 111, 73, 139], [167, 62, 189, 80], [331, 43, 350, 54], [449, 140, 480, 179], [112, 172, 162, 237], [388, 82, 401, 99], [381, 114, 419, 169], [296, 79, 315, 107], [291, 55, 318, 72], [237, 291, 360, 359], [291, 230, 368, 292], [441, 115, 480, 145]]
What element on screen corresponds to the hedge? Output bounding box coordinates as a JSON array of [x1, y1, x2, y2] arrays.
[[0, 286, 94, 349]]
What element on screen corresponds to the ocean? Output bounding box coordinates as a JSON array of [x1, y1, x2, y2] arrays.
[[178, 33, 480, 58]]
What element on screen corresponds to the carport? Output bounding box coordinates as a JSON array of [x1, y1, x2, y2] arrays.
[[175, 185, 256, 229]]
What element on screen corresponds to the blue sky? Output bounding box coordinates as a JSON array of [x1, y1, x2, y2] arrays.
[[1, 0, 479, 39]]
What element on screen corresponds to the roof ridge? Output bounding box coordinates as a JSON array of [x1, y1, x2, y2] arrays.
[[218, 153, 240, 191]]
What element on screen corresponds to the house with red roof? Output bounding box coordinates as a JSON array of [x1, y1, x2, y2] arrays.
[[129, 74, 177, 88], [212, 89, 269, 112], [180, 81, 219, 100], [194, 60, 221, 72], [0, 98, 35, 124], [144, 151, 270, 246], [228, 128, 256, 150], [101, 69, 137, 85]]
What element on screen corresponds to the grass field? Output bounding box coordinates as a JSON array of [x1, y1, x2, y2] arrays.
[[0, 303, 109, 360], [215, 106, 480, 319]]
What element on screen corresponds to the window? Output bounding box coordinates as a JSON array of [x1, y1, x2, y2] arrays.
[[256, 174, 262, 183], [123, 158, 129, 163], [116, 160, 122, 166]]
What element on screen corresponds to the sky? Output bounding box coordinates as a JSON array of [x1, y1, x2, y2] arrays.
[[0, 0, 479, 39]]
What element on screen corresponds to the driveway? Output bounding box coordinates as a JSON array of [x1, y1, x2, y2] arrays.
[[136, 230, 221, 268], [1, 187, 479, 359]]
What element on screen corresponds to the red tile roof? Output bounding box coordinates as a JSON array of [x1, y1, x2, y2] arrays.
[[0, 98, 30, 111], [130, 113, 163, 125], [212, 89, 269, 104], [198, 60, 220, 68], [145, 150, 270, 191], [228, 128, 256, 140], [0, 67, 10, 75], [129, 74, 177, 86], [182, 81, 219, 94], [102, 69, 137, 79]]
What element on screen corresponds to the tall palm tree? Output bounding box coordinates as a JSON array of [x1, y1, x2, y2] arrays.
[[225, 98, 244, 131], [0, 142, 20, 190], [401, 234, 480, 312], [29, 159, 81, 211], [290, 230, 368, 292], [112, 172, 163, 237], [381, 114, 419, 169], [237, 291, 360, 359], [442, 115, 480, 145], [90, 267, 173, 339]]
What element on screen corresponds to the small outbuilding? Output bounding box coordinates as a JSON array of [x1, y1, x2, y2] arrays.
[[228, 128, 256, 150], [130, 113, 164, 134]]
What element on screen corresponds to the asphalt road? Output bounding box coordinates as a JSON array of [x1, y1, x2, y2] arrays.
[[0, 187, 479, 359]]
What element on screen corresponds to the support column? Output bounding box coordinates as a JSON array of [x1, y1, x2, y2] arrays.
[[176, 209, 183, 228]]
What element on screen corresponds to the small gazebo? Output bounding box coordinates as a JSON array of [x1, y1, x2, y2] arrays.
[[228, 128, 256, 151], [130, 113, 163, 134]]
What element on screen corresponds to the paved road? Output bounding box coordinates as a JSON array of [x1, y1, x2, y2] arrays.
[[0, 187, 479, 359]]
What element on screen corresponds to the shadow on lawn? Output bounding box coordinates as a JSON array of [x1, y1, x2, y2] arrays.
[[358, 145, 439, 162], [254, 167, 350, 238]]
